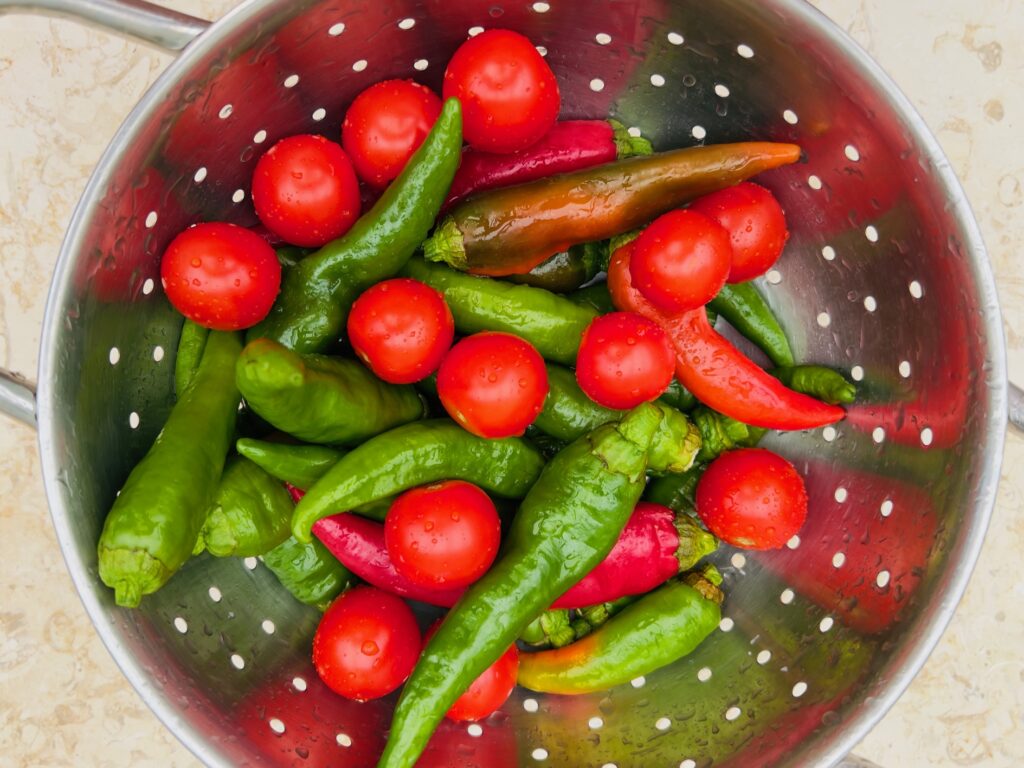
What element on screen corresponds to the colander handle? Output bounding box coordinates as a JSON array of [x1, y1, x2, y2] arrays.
[[0, 0, 209, 51], [1010, 382, 1024, 433], [0, 370, 35, 426]]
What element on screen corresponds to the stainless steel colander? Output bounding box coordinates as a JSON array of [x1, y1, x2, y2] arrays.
[[0, 0, 1022, 766]]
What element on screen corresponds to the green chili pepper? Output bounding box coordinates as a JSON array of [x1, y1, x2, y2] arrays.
[[173, 319, 209, 397], [692, 405, 766, 462], [644, 463, 705, 514], [97, 331, 242, 607], [534, 363, 623, 441], [505, 241, 608, 292], [708, 282, 794, 367], [236, 438, 345, 490], [199, 456, 294, 558], [250, 99, 462, 352], [262, 535, 355, 611], [517, 573, 723, 695], [533, 367, 700, 474], [772, 364, 857, 405], [659, 378, 698, 412], [236, 338, 424, 446], [275, 245, 310, 270], [566, 282, 616, 314], [379, 403, 672, 768], [292, 419, 545, 543], [399, 257, 597, 366]]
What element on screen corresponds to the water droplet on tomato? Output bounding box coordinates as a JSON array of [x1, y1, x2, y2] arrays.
[[192, 278, 201, 286], [424, 521, 434, 532], [249, 270, 259, 279], [487, 373, 498, 383], [234, 278, 241, 287], [626, 337, 636, 345], [361, 640, 379, 656], [450, 511, 460, 521], [190, 258, 201, 268], [518, 378, 528, 388]]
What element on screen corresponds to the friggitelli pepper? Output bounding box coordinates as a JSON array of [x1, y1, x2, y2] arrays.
[[249, 98, 462, 352], [422, 142, 801, 276], [517, 571, 724, 695], [312, 514, 465, 606], [608, 242, 846, 430], [444, 119, 651, 211], [262, 534, 356, 611], [291, 420, 545, 543], [236, 338, 425, 446], [378, 403, 671, 768], [97, 331, 242, 607]]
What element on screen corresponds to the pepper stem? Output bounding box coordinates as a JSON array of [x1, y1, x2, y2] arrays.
[[608, 119, 654, 158], [673, 515, 718, 572], [421, 217, 467, 271], [683, 565, 725, 605]]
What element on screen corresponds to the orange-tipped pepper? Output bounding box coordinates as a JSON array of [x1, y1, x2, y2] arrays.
[[608, 242, 845, 431], [423, 142, 803, 276]]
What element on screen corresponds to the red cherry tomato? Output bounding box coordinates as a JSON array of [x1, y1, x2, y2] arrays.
[[442, 29, 560, 153], [628, 209, 732, 314], [688, 182, 790, 283], [575, 312, 674, 409], [436, 332, 549, 438], [347, 278, 455, 383], [250, 134, 361, 248], [342, 79, 443, 188], [160, 222, 281, 331], [695, 448, 808, 550], [424, 621, 519, 722], [311, 586, 421, 701], [385, 481, 501, 589]]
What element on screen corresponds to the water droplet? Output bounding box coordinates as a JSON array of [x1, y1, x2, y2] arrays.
[[249, 270, 259, 279], [190, 258, 201, 268], [424, 521, 435, 532], [361, 641, 379, 656], [451, 511, 460, 521]]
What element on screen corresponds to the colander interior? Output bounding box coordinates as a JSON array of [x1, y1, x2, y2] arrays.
[[39, 0, 1003, 766]]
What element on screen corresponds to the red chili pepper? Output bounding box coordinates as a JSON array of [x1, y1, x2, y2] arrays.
[[443, 119, 651, 211], [551, 502, 715, 609], [284, 482, 305, 504], [607, 242, 845, 430], [312, 514, 465, 607]]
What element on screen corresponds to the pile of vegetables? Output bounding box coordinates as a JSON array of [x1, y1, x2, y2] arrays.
[[95, 27, 856, 768]]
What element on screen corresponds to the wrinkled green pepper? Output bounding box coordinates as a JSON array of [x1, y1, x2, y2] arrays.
[[236, 338, 424, 446], [199, 456, 294, 558], [249, 99, 462, 352], [98, 331, 242, 607], [400, 257, 597, 366], [379, 403, 675, 768], [292, 419, 546, 543], [262, 535, 356, 611]]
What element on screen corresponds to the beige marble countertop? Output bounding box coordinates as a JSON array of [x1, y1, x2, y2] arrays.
[[0, 1, 1021, 766]]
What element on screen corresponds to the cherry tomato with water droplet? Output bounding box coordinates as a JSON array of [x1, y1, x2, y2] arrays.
[[312, 586, 420, 701]]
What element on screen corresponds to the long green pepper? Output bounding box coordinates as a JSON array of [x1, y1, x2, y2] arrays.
[[292, 420, 545, 543], [235, 438, 345, 490], [400, 257, 597, 365], [97, 331, 242, 607], [709, 282, 794, 367], [249, 99, 463, 352], [378, 403, 668, 768]]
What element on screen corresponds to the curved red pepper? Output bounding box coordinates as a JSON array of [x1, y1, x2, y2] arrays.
[[443, 120, 647, 211], [312, 514, 465, 607], [551, 502, 680, 609], [607, 243, 845, 430]]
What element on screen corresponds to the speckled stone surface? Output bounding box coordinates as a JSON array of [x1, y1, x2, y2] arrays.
[[0, 1, 1020, 766]]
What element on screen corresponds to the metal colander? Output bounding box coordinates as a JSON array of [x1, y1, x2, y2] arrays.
[[0, 0, 1021, 766]]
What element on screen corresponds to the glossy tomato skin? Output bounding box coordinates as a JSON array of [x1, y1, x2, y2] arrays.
[[424, 621, 519, 722], [342, 79, 443, 188], [436, 332, 549, 438], [695, 448, 808, 550], [689, 182, 789, 283], [346, 278, 455, 383], [575, 312, 674, 409], [312, 586, 421, 701], [443, 29, 560, 153], [250, 134, 361, 248], [629, 209, 732, 314], [385, 480, 501, 589], [160, 222, 281, 331]]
